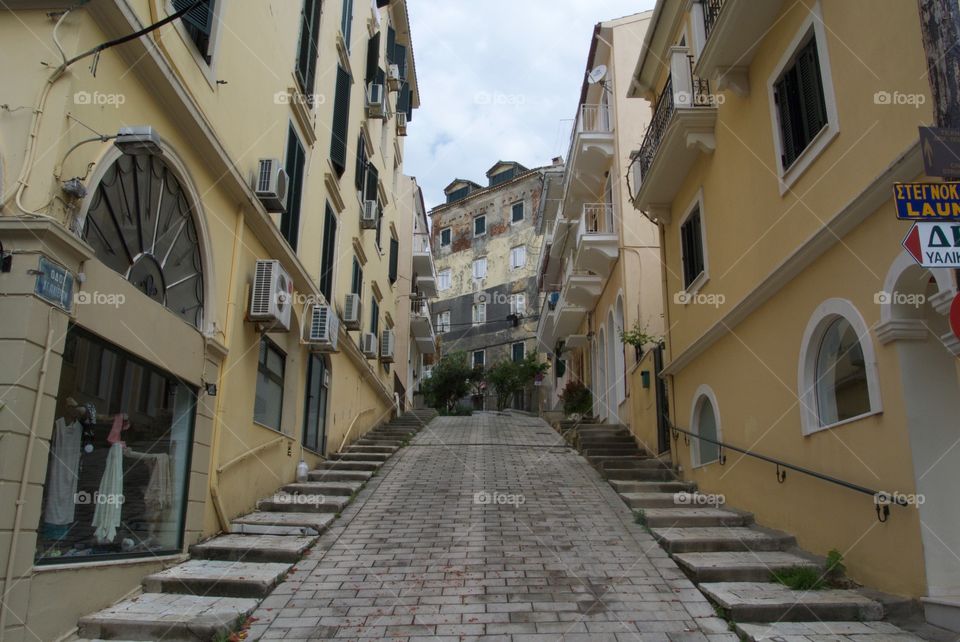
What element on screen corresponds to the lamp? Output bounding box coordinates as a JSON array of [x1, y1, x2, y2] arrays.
[[114, 126, 163, 155]]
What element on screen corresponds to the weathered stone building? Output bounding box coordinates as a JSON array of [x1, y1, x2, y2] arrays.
[[429, 160, 558, 409]]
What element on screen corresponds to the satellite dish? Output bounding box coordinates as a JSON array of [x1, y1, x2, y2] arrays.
[[587, 65, 608, 85]]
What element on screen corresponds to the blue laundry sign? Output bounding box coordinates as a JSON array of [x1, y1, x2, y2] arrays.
[[34, 256, 74, 312]]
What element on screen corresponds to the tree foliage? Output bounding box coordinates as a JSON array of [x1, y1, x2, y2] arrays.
[[421, 352, 477, 413], [484, 354, 549, 411]]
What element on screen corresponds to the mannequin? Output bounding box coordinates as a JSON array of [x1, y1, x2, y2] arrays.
[[42, 398, 85, 538]]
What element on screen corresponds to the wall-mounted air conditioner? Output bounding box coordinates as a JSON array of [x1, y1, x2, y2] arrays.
[[304, 304, 339, 352], [387, 64, 401, 91], [360, 332, 378, 358], [249, 259, 293, 332], [253, 158, 289, 212], [396, 112, 408, 137], [380, 329, 395, 362], [366, 83, 385, 118], [343, 292, 362, 330], [360, 200, 378, 229]]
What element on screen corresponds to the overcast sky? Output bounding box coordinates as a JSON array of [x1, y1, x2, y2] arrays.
[[405, 0, 657, 211]]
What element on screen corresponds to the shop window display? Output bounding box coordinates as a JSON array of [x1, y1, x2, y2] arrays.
[[35, 326, 195, 563]]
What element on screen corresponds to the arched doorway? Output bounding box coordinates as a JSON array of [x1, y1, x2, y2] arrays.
[[595, 328, 607, 419], [614, 296, 626, 409], [605, 311, 618, 422]]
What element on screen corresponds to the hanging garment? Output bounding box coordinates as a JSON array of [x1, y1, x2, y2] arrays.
[[43, 418, 83, 525], [106, 413, 129, 445], [92, 442, 124, 542], [125, 450, 172, 514]]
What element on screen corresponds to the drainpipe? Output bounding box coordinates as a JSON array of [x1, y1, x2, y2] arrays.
[[657, 221, 678, 469], [1, 307, 57, 642]]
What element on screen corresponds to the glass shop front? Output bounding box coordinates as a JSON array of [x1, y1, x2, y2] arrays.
[[35, 325, 196, 563]]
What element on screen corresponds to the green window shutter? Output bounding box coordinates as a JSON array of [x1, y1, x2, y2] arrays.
[[173, 0, 214, 59], [388, 237, 399, 283], [319, 205, 337, 302], [774, 74, 798, 168], [281, 125, 306, 250], [797, 38, 827, 145], [365, 31, 381, 85], [341, 0, 353, 48], [355, 135, 367, 191], [375, 67, 385, 89], [351, 258, 363, 295], [365, 164, 379, 202], [393, 43, 407, 80], [397, 81, 410, 115], [370, 298, 379, 334], [386, 26, 396, 65], [330, 66, 351, 177], [295, 0, 322, 94]]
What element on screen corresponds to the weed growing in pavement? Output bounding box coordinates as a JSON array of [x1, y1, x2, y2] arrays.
[[772, 566, 825, 590], [633, 509, 646, 525], [826, 549, 846, 578]]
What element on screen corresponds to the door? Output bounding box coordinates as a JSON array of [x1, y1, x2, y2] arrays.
[[653, 344, 671, 454], [304, 354, 329, 454]]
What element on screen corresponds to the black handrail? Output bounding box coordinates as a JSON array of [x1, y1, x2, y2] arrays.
[[665, 417, 912, 522]]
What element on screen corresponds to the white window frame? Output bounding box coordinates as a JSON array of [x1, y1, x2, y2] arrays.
[[474, 215, 487, 237], [677, 188, 709, 299], [797, 298, 882, 435], [510, 201, 524, 224], [689, 384, 722, 468], [472, 302, 486, 326], [766, 0, 839, 195], [437, 269, 451, 291], [439, 227, 451, 246], [510, 293, 525, 316], [473, 257, 487, 280], [472, 349, 486, 368], [436, 310, 450, 333], [510, 245, 526, 270]]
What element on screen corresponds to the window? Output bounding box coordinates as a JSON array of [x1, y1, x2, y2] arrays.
[[282, 125, 306, 250], [512, 342, 525, 362], [509, 293, 525, 316], [388, 237, 399, 284], [340, 0, 354, 50], [255, 338, 285, 430], [680, 207, 705, 290], [691, 388, 721, 467], [440, 227, 452, 246], [365, 31, 381, 86], [355, 134, 368, 193], [295, 0, 322, 97], [173, 0, 215, 63], [472, 302, 486, 326], [510, 245, 526, 270], [774, 34, 828, 170], [472, 350, 485, 368], [370, 297, 379, 335], [330, 65, 351, 177], [437, 269, 451, 291], [351, 257, 363, 295], [319, 205, 338, 302], [303, 354, 329, 454], [473, 257, 487, 280], [35, 326, 196, 564], [474, 215, 486, 237], [436, 310, 450, 333], [511, 201, 524, 223]]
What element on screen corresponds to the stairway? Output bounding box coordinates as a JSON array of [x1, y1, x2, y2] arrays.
[[76, 409, 436, 641], [568, 421, 924, 641]]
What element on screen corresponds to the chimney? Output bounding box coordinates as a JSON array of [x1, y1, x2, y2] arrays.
[[552, 156, 563, 166]]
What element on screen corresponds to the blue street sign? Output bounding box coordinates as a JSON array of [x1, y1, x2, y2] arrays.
[[34, 256, 74, 312], [893, 182, 960, 221]]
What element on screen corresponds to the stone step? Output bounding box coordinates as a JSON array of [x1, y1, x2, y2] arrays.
[[609, 480, 696, 494], [356, 438, 403, 447], [345, 444, 397, 454], [603, 467, 676, 481], [579, 435, 636, 444], [576, 428, 630, 437], [700, 581, 884, 622], [77, 593, 259, 641], [329, 451, 390, 462], [673, 551, 821, 583], [143, 559, 291, 599], [371, 430, 416, 438], [190, 534, 317, 563], [313, 459, 383, 471], [230, 511, 335, 536], [282, 481, 362, 496], [308, 469, 373, 482], [582, 447, 642, 457], [621, 492, 688, 509], [257, 492, 349, 514], [598, 458, 670, 469], [640, 508, 753, 528], [734, 621, 923, 641], [650, 526, 795, 554]]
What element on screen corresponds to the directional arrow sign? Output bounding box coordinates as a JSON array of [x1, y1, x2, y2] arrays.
[[902, 222, 960, 268]]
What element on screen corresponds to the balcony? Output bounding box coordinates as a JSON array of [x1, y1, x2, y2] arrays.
[[553, 288, 588, 342], [695, 0, 784, 96], [410, 299, 436, 354], [412, 233, 437, 298], [536, 291, 560, 351], [573, 204, 619, 278], [564, 104, 615, 205], [631, 47, 717, 222]]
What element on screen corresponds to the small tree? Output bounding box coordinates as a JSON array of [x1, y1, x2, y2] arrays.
[[485, 355, 549, 411], [559, 380, 592, 417], [421, 352, 475, 413]]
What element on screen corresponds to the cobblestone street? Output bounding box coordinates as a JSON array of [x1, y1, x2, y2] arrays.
[[250, 413, 730, 641]]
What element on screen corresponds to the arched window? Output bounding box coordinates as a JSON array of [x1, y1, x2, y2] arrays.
[[799, 299, 881, 434], [82, 152, 205, 329], [690, 385, 721, 466]]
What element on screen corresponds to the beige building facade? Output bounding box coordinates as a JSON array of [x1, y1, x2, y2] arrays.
[[0, 0, 426, 639]]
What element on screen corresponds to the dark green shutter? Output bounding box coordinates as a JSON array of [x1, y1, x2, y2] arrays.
[[370, 298, 379, 335], [173, 0, 213, 58], [340, 0, 353, 48], [393, 43, 407, 80], [295, 0, 322, 94], [319, 205, 337, 302], [351, 258, 363, 295], [797, 38, 827, 145], [365, 32, 381, 85], [330, 66, 351, 177], [281, 125, 305, 250], [775, 74, 798, 168], [365, 164, 379, 201], [397, 82, 410, 115], [386, 26, 396, 65], [388, 237, 398, 283], [355, 135, 367, 191], [375, 67, 385, 90]]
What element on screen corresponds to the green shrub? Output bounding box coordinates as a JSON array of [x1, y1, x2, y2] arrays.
[[558, 380, 592, 416], [771, 566, 825, 591]]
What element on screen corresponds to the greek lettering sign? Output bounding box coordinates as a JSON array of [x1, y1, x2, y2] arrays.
[[893, 183, 960, 221], [33, 256, 74, 312], [902, 222, 960, 268]]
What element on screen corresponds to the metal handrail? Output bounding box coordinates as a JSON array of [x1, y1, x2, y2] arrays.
[[703, 0, 724, 38], [665, 417, 912, 522]]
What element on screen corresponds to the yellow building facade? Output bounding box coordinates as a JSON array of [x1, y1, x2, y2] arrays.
[[0, 1, 426, 639], [628, 0, 959, 628]]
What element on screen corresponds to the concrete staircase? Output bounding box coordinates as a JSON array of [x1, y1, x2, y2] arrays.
[[76, 409, 436, 641], [567, 421, 925, 641]]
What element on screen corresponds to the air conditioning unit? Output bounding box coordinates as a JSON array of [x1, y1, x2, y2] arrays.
[[360, 332, 377, 358], [366, 83, 385, 118], [252, 159, 289, 213], [304, 304, 339, 352], [396, 112, 408, 137], [343, 292, 362, 330], [380, 329, 395, 362], [387, 64, 401, 91], [360, 200, 378, 229], [249, 259, 293, 332]]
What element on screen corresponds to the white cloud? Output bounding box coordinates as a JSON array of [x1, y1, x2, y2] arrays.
[[406, 0, 656, 210]]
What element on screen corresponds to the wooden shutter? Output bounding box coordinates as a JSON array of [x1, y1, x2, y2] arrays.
[[797, 38, 827, 145], [330, 66, 351, 176], [341, 0, 353, 46], [774, 73, 798, 169], [351, 258, 363, 295], [365, 164, 379, 201], [355, 135, 367, 191], [295, 0, 322, 94], [386, 26, 396, 65], [281, 126, 305, 250], [365, 31, 381, 84], [393, 43, 407, 80], [370, 298, 379, 334], [173, 0, 214, 58], [388, 237, 399, 283], [319, 206, 337, 302]]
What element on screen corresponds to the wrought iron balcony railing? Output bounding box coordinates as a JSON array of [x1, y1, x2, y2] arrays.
[[703, 0, 725, 39]]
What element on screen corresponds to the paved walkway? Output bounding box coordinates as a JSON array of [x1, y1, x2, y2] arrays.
[[249, 413, 732, 641]]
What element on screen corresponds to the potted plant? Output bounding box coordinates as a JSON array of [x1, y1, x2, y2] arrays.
[[620, 321, 661, 360]]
